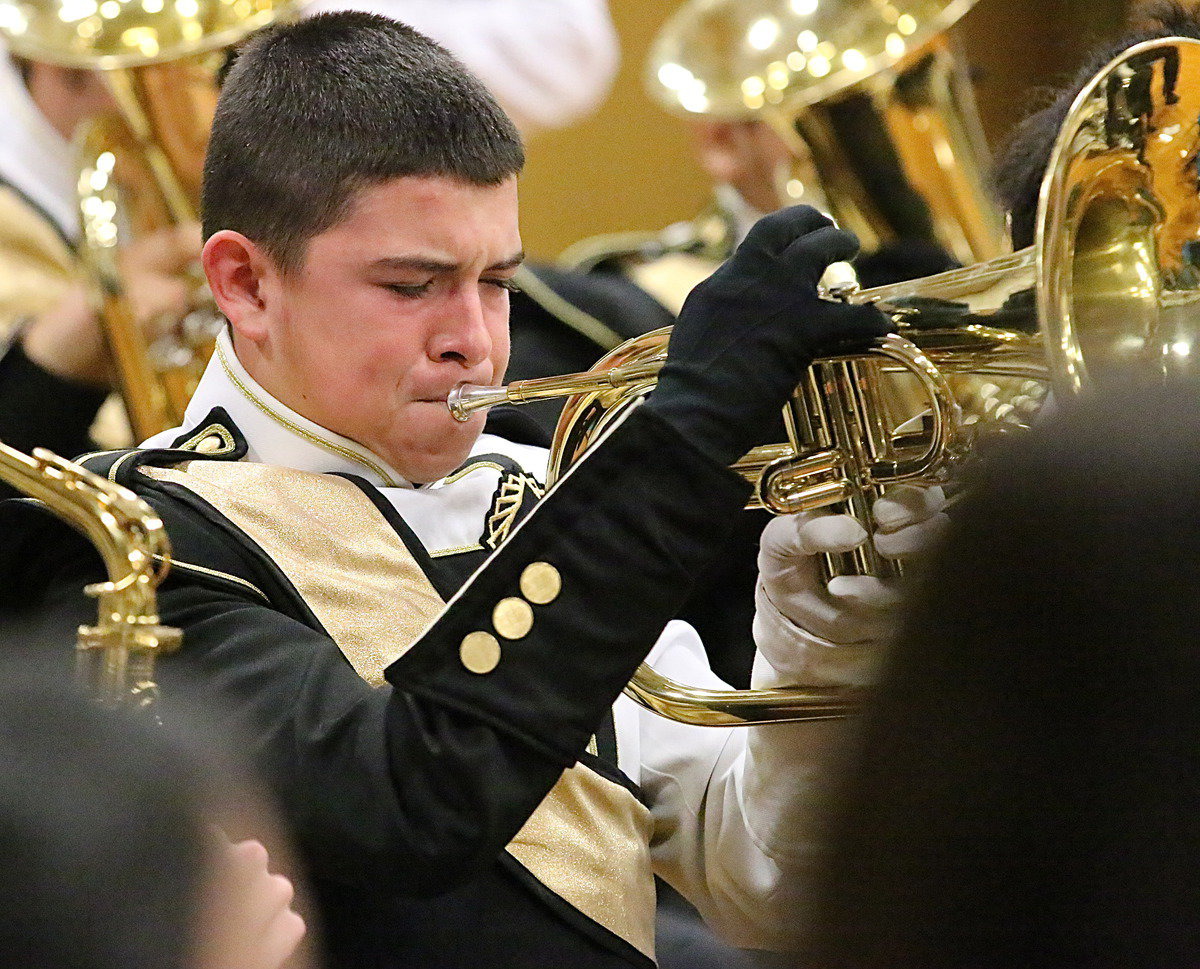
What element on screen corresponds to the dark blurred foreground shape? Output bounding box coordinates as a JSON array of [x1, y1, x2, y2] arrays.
[[807, 382, 1200, 969], [0, 666, 310, 969]]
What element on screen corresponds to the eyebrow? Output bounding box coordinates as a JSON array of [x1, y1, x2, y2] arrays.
[[369, 251, 526, 273]]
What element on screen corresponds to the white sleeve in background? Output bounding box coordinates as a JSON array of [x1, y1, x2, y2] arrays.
[[614, 620, 846, 952], [299, 0, 620, 131]]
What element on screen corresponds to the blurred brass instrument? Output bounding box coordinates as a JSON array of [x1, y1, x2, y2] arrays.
[[647, 0, 1004, 266], [0, 0, 294, 440], [453, 36, 1200, 724], [0, 442, 180, 710]]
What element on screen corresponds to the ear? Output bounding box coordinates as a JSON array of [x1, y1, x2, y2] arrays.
[[202, 230, 280, 345]]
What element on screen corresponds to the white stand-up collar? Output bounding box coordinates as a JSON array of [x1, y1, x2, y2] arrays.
[[0, 47, 80, 240], [157, 327, 414, 488], [143, 328, 552, 556]]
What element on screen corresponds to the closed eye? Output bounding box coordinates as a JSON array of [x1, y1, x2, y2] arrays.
[[485, 277, 519, 293], [385, 282, 433, 298]]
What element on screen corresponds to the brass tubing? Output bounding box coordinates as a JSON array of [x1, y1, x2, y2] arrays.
[[624, 663, 856, 725], [0, 442, 181, 711], [448, 360, 663, 422], [105, 68, 196, 225]]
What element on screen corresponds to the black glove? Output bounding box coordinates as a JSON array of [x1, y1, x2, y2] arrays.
[[644, 205, 891, 465]]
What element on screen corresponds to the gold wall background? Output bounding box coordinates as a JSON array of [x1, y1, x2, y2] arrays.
[[517, 0, 1133, 260]]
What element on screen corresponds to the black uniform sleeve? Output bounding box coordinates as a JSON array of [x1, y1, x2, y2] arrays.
[[387, 406, 750, 763], [16, 541, 574, 896], [0, 341, 108, 459], [2, 404, 751, 897], [158, 585, 585, 895]]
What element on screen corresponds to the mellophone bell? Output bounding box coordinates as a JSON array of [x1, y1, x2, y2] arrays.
[[452, 31, 1200, 718]]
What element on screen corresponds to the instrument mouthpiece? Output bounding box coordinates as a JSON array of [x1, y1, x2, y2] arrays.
[[447, 383, 507, 422]]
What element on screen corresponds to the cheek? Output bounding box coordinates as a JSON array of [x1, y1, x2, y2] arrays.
[[489, 302, 512, 376], [282, 321, 384, 408]]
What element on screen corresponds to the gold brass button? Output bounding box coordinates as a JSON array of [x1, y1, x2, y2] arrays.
[[519, 562, 562, 605], [195, 434, 224, 454], [493, 597, 534, 639], [460, 631, 501, 674]]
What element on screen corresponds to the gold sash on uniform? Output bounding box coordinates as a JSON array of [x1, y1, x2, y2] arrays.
[[142, 459, 658, 960], [0, 185, 75, 333]]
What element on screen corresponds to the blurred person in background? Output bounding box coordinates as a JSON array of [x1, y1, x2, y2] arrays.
[[560, 118, 956, 322], [0, 52, 197, 458], [0, 0, 618, 458], [561, 118, 806, 318], [0, 669, 310, 969]]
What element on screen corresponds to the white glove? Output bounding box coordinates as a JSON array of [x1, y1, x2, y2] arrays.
[[751, 484, 948, 687]]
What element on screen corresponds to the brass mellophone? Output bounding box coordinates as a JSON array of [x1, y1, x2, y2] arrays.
[[451, 329, 963, 504], [449, 35, 1200, 724]]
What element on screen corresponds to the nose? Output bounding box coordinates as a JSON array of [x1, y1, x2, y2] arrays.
[[428, 286, 493, 369]]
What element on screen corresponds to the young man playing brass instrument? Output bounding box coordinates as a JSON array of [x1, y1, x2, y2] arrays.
[[1, 13, 945, 967], [0, 0, 618, 460]]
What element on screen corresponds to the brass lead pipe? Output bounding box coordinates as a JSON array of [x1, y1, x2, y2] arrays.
[[448, 360, 663, 422], [451, 329, 957, 512]]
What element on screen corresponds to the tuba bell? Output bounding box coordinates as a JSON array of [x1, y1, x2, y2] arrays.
[[452, 35, 1200, 724], [0, 0, 295, 441], [647, 0, 1005, 267]]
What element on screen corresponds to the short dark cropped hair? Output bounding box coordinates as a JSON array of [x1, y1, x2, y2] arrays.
[[202, 11, 525, 272], [995, 2, 1200, 249]]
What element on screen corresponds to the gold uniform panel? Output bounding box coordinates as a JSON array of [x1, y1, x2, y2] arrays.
[[142, 461, 443, 686], [0, 187, 75, 333], [509, 762, 657, 961]]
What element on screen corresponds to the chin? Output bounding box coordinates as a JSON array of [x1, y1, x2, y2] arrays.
[[389, 423, 482, 484]]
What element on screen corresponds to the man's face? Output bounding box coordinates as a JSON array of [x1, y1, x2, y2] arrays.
[[691, 119, 792, 214], [247, 175, 520, 483], [25, 62, 117, 140]]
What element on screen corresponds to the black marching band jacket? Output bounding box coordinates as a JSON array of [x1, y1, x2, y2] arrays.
[[1, 327, 823, 968]]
